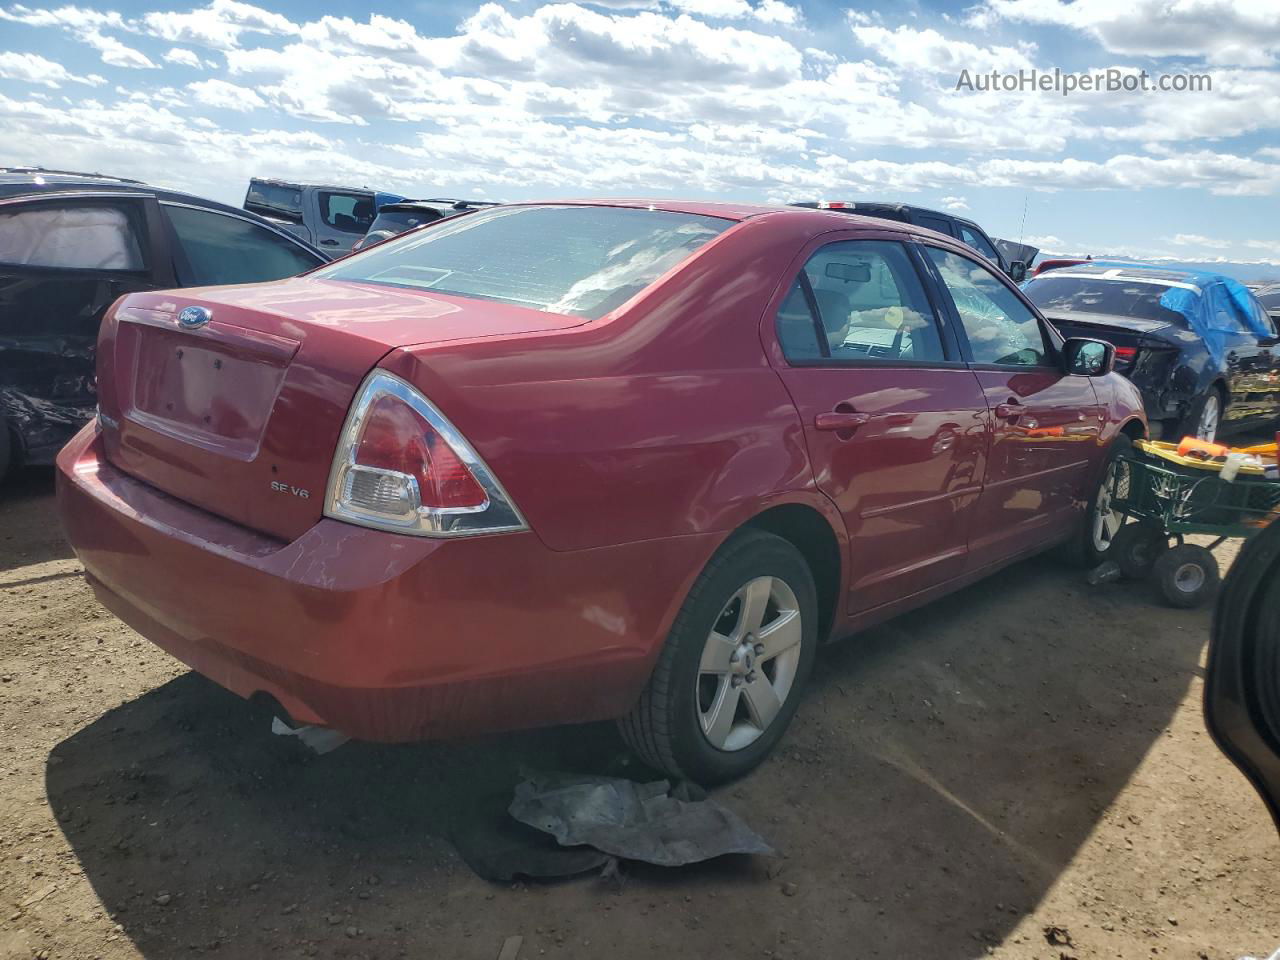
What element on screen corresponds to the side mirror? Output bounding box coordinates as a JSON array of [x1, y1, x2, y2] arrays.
[[1063, 337, 1115, 377], [1008, 260, 1027, 283]]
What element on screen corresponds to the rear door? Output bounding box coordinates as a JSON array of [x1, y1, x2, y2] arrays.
[[160, 202, 324, 285], [767, 233, 990, 614], [919, 242, 1101, 568], [312, 189, 376, 254], [1208, 281, 1279, 429], [0, 192, 172, 458]]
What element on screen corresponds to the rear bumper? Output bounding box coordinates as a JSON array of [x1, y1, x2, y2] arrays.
[[55, 424, 715, 741]]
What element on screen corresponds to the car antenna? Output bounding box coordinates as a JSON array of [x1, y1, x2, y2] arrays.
[[1017, 192, 1028, 249]]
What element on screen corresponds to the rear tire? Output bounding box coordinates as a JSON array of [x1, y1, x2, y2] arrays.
[[1112, 522, 1168, 580], [1154, 544, 1220, 608], [619, 529, 818, 785]]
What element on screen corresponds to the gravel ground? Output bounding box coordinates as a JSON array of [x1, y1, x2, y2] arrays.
[[2, 465, 1278, 960]]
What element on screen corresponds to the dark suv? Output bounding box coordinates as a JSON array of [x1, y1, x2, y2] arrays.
[[789, 201, 1026, 280], [0, 168, 325, 481]]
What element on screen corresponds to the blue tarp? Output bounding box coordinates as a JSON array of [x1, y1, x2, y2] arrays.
[[373, 191, 406, 210]]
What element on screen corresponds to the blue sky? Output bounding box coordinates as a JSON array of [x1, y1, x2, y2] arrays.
[[1, 0, 1278, 272]]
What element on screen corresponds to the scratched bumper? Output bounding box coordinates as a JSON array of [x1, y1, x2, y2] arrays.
[[55, 423, 715, 741]]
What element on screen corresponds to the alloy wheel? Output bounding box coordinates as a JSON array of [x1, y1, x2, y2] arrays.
[[1092, 459, 1129, 553], [1198, 394, 1221, 441], [696, 576, 803, 752]]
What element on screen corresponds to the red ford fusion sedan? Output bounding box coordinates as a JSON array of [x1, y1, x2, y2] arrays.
[[56, 200, 1145, 783]]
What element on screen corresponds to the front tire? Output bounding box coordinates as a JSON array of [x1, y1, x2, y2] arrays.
[[619, 530, 818, 785], [1067, 433, 1133, 567]]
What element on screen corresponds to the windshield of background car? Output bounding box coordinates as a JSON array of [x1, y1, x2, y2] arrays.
[[314, 205, 731, 319], [1022, 274, 1192, 326]]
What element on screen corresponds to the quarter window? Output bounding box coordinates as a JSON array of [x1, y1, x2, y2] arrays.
[[775, 240, 947, 364], [0, 203, 144, 271], [925, 246, 1050, 366], [916, 215, 954, 237], [165, 205, 320, 286], [320, 192, 376, 234]]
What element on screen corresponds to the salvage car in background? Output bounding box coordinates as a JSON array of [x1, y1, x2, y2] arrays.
[[243, 177, 404, 255], [351, 198, 499, 252], [0, 168, 325, 481], [789, 200, 1027, 280], [57, 201, 1144, 783], [1023, 264, 1280, 441]]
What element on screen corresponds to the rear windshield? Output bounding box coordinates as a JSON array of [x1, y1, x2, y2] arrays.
[[244, 181, 303, 224], [1022, 274, 1191, 326], [314, 205, 731, 319]]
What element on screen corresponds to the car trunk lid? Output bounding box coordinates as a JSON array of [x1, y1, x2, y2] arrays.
[[98, 277, 583, 541]]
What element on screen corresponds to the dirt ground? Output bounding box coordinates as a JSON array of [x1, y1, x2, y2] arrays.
[[2, 465, 1279, 960]]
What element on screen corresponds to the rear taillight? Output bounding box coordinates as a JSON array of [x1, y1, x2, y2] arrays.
[[325, 371, 526, 537], [1115, 346, 1138, 367]]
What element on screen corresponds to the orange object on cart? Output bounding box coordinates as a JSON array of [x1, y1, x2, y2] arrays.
[[1177, 436, 1231, 460]]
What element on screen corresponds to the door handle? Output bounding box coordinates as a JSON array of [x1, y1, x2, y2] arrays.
[[321, 238, 340, 246], [814, 411, 871, 432], [994, 401, 1023, 421]]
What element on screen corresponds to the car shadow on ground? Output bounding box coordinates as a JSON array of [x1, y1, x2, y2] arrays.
[[44, 552, 1207, 959]]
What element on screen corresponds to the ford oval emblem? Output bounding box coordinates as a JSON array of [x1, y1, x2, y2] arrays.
[[178, 306, 211, 329]]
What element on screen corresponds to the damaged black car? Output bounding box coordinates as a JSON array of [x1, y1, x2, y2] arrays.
[[0, 168, 325, 481]]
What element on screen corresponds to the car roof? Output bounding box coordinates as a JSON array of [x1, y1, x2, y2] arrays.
[[1035, 263, 1224, 286], [250, 177, 373, 192], [504, 197, 950, 232]]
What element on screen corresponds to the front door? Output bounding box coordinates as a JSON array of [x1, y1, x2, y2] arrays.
[[0, 193, 172, 460], [919, 243, 1101, 568], [767, 235, 989, 614]]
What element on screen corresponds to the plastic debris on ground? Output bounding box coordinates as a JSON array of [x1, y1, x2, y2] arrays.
[[269, 716, 349, 754], [508, 771, 775, 868], [449, 791, 611, 883]]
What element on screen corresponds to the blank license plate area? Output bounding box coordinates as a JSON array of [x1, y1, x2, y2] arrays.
[[131, 328, 284, 447]]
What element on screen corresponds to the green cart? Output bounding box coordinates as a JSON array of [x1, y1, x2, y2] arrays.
[[1105, 444, 1280, 608]]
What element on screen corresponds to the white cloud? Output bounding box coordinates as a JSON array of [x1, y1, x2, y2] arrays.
[[754, 0, 799, 25], [851, 22, 1036, 74], [83, 29, 158, 68], [1169, 233, 1231, 249], [978, 0, 1280, 67], [666, 0, 750, 17], [664, 0, 800, 23], [0, 51, 105, 87], [188, 77, 265, 110], [939, 195, 969, 210], [0, 3, 155, 67], [142, 0, 299, 50], [163, 47, 204, 68]]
